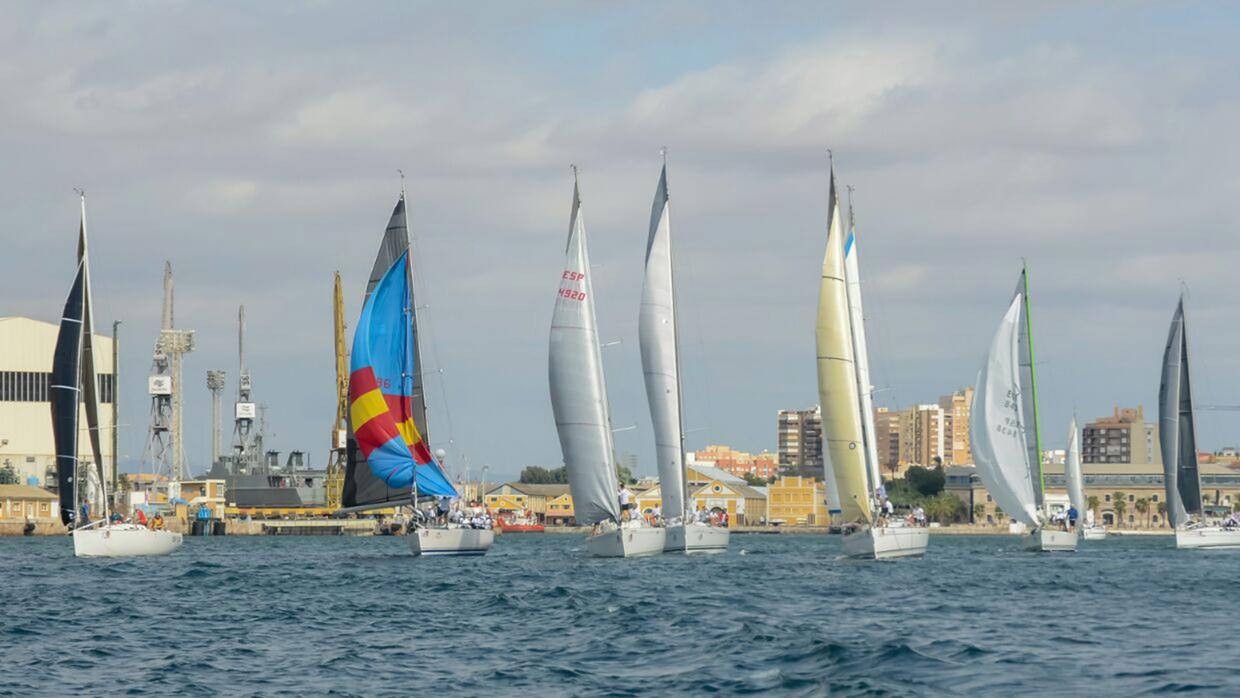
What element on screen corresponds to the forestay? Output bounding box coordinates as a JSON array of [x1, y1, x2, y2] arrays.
[[549, 176, 622, 526]]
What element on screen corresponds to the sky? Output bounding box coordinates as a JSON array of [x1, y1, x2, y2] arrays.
[[3, 1, 1240, 483]]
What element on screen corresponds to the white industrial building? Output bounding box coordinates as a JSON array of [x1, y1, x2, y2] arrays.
[[0, 316, 115, 489]]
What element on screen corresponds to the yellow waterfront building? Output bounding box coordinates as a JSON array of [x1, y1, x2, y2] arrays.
[[766, 476, 828, 526]]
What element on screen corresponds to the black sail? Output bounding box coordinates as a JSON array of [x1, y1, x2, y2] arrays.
[[51, 263, 86, 526], [77, 218, 107, 495], [1159, 297, 1202, 526], [341, 195, 429, 510]]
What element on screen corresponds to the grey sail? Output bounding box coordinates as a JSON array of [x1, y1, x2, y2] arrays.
[[549, 175, 621, 526], [1012, 268, 1044, 509], [343, 194, 426, 511], [639, 163, 686, 520], [1159, 297, 1202, 527]]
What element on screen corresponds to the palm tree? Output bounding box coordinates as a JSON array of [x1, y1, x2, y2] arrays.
[[971, 503, 986, 523], [1157, 501, 1168, 528], [1087, 495, 1100, 517], [1134, 497, 1150, 528], [1112, 491, 1127, 528]]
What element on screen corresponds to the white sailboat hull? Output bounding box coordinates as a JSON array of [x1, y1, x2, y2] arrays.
[[842, 525, 929, 559], [664, 522, 729, 554], [586, 526, 666, 558], [1022, 528, 1078, 552], [1175, 526, 1240, 550], [73, 524, 182, 558], [408, 527, 494, 557], [1081, 525, 1107, 541]]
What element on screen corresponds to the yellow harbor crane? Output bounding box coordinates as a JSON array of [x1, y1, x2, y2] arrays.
[[325, 272, 349, 511]]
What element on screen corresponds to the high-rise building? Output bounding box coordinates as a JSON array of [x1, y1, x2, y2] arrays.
[[872, 407, 901, 476], [938, 387, 974, 465], [898, 404, 946, 469], [1082, 406, 1160, 464], [777, 406, 822, 477]]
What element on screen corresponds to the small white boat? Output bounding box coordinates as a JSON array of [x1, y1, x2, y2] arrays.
[[664, 521, 729, 554], [408, 525, 494, 556], [1081, 525, 1108, 541], [586, 522, 666, 558], [842, 524, 928, 559], [73, 524, 183, 558], [1022, 527, 1077, 552], [1174, 525, 1240, 550]]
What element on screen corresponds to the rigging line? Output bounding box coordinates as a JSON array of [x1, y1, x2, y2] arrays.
[[406, 206, 458, 460]]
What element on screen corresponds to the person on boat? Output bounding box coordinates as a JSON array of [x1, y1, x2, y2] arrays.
[[436, 497, 452, 524], [912, 505, 926, 526], [110, 511, 122, 524], [1067, 506, 1079, 531], [152, 513, 165, 531], [79, 500, 91, 525], [136, 508, 148, 527], [618, 483, 634, 521], [882, 498, 895, 519], [652, 504, 662, 524], [720, 510, 729, 528]]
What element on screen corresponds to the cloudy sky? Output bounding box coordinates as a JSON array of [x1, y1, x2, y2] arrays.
[[4, 2, 1239, 482]]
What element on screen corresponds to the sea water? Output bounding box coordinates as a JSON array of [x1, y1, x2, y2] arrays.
[[1, 533, 1236, 695]]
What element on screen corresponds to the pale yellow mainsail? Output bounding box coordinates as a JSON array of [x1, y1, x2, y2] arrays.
[[815, 179, 873, 523]]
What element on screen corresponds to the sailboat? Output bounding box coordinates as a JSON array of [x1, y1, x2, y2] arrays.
[[56, 195, 182, 557], [550, 170, 665, 558], [971, 266, 1075, 552], [1160, 296, 1240, 549], [817, 161, 928, 559], [342, 185, 492, 556], [640, 158, 728, 554], [1066, 417, 1105, 540]]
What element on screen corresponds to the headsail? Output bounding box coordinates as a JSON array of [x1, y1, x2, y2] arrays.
[[342, 194, 456, 511], [639, 162, 686, 520], [970, 294, 1040, 527], [1013, 267, 1045, 508], [816, 167, 872, 523], [1158, 297, 1202, 527], [549, 174, 622, 526], [51, 262, 87, 526], [1065, 418, 1085, 520]]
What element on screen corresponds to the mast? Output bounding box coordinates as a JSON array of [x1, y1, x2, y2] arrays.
[[842, 184, 882, 499], [1017, 264, 1046, 511], [76, 193, 108, 519], [111, 320, 120, 499], [399, 172, 431, 451], [668, 152, 690, 519]]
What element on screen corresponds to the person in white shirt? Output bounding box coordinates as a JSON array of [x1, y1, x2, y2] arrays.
[[618, 483, 634, 521]]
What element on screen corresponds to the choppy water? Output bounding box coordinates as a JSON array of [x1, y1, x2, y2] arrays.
[[2, 533, 1236, 696]]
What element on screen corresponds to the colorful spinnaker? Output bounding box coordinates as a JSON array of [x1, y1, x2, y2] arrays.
[[342, 194, 456, 509]]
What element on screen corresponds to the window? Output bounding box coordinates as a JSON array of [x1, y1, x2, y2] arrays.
[[1105, 494, 1111, 502], [1128, 494, 1135, 502]]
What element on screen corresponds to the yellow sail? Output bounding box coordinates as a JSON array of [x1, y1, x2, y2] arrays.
[[815, 180, 873, 523]]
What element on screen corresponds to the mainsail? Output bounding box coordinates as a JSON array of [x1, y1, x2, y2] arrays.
[[1065, 418, 1085, 519], [51, 262, 86, 526], [1158, 297, 1202, 527], [843, 199, 884, 496], [639, 162, 686, 520], [51, 197, 108, 526], [549, 174, 621, 526], [816, 168, 872, 523], [970, 295, 1040, 527], [342, 194, 456, 510]]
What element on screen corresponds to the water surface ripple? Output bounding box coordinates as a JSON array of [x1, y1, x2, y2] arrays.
[[2, 534, 1235, 695]]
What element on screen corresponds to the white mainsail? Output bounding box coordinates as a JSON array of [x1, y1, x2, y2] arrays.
[[816, 171, 872, 523], [970, 295, 1040, 527], [843, 205, 883, 494], [639, 162, 686, 520], [549, 173, 621, 526], [1065, 417, 1085, 519], [1013, 269, 1045, 509]]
